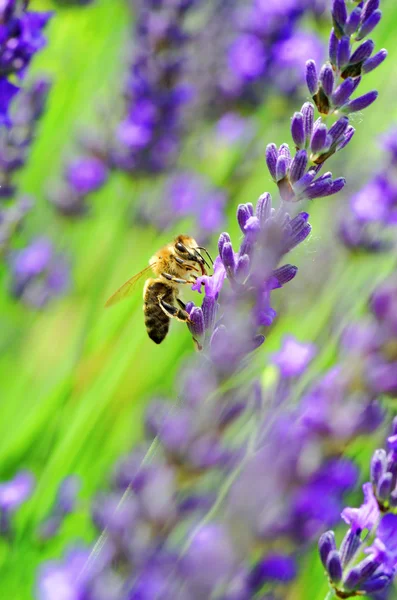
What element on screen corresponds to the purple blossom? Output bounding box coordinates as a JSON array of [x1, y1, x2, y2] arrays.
[[0, 78, 51, 199], [272, 336, 316, 377], [66, 157, 108, 196], [0, 3, 52, 121], [9, 238, 70, 308], [319, 420, 397, 598], [342, 483, 380, 533], [0, 471, 34, 512]]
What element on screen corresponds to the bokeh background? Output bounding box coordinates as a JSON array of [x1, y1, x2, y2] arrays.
[[1, 0, 397, 597]]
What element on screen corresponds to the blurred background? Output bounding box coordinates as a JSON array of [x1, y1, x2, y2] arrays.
[[1, 0, 397, 598]]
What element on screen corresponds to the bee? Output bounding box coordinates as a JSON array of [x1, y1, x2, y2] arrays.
[[105, 235, 212, 344]]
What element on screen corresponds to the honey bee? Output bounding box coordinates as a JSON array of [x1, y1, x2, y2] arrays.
[[105, 235, 212, 344]]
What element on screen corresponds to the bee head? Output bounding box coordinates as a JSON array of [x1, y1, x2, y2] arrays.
[[174, 235, 212, 275]]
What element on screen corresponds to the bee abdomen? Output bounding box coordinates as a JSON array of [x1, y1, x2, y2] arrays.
[[143, 280, 174, 345]]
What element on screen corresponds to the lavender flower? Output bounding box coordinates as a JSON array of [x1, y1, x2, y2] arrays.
[[220, 0, 323, 104], [319, 420, 397, 598], [48, 156, 109, 216], [0, 2, 52, 121], [339, 126, 397, 253], [8, 238, 70, 308], [0, 78, 51, 199], [307, 0, 386, 116], [0, 471, 35, 537], [38, 476, 81, 540], [50, 0, 200, 217], [110, 0, 199, 175]]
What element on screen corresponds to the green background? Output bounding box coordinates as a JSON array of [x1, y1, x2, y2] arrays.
[[1, 0, 397, 597]]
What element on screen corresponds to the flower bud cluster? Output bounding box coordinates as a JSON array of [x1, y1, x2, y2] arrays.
[[307, 0, 385, 116], [0, 1, 52, 122], [319, 419, 397, 598]]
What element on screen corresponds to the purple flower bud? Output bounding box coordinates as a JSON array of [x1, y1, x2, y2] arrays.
[[248, 555, 296, 592], [276, 155, 289, 182], [319, 531, 336, 567], [345, 7, 362, 35], [337, 36, 351, 69], [337, 126, 355, 150], [221, 242, 236, 275], [326, 550, 342, 584], [319, 63, 334, 97], [311, 123, 328, 154], [332, 78, 355, 107], [67, 157, 108, 195], [289, 150, 308, 184], [285, 212, 311, 251], [349, 40, 375, 65], [291, 112, 305, 148], [345, 557, 380, 589], [306, 60, 318, 95], [340, 529, 361, 567], [244, 216, 260, 233], [306, 176, 345, 200], [357, 10, 382, 40], [361, 0, 380, 23], [293, 170, 317, 195], [329, 30, 339, 65], [343, 567, 362, 591], [376, 472, 393, 503], [218, 232, 231, 257], [360, 574, 392, 593], [255, 192, 272, 227], [246, 203, 254, 216], [265, 143, 278, 180], [328, 117, 349, 144], [371, 449, 387, 486], [301, 102, 314, 144], [279, 143, 291, 160], [329, 177, 346, 194], [332, 0, 347, 30], [237, 204, 252, 232], [341, 90, 378, 113], [202, 296, 217, 332], [272, 264, 298, 286], [235, 254, 250, 283], [188, 307, 205, 339], [362, 49, 387, 74]]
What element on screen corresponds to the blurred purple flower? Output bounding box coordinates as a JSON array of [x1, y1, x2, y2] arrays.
[[0, 2, 52, 121], [65, 157, 108, 195], [272, 336, 316, 377], [9, 238, 70, 307], [0, 471, 34, 512]]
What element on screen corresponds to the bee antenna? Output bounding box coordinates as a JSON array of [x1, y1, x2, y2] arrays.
[[196, 246, 214, 265]]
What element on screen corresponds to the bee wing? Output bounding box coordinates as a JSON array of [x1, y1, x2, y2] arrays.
[[105, 264, 155, 308]]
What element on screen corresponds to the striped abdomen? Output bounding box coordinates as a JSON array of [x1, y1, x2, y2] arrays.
[[143, 279, 175, 344]]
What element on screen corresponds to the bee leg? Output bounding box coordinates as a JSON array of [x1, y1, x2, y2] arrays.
[[176, 298, 186, 310], [158, 296, 191, 323], [161, 272, 196, 285], [174, 256, 199, 273]]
